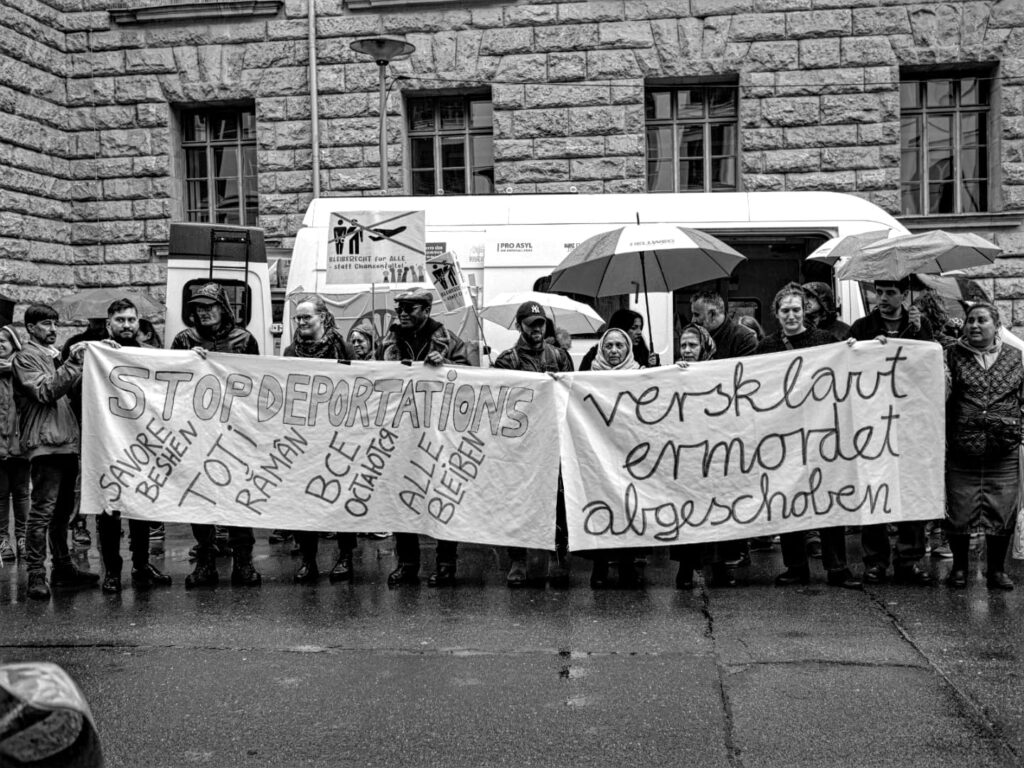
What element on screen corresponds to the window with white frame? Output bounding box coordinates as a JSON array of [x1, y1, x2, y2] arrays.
[[645, 84, 738, 193], [182, 106, 259, 225], [407, 94, 493, 195]]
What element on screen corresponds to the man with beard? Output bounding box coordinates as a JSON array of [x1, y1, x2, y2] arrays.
[[13, 304, 99, 600], [284, 295, 359, 585], [171, 282, 262, 588], [94, 299, 173, 593], [378, 287, 470, 588], [493, 302, 574, 588]]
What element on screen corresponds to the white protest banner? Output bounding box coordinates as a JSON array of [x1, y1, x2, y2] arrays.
[[327, 211, 426, 284], [558, 341, 945, 550], [426, 250, 470, 311], [81, 346, 561, 549]]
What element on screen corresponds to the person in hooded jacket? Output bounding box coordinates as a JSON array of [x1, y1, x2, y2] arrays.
[[171, 283, 262, 588], [284, 296, 359, 585]]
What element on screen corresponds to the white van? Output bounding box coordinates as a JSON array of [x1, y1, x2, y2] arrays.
[[284, 191, 908, 363]]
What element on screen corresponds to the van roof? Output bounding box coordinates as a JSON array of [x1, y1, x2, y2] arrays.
[[303, 191, 903, 232]]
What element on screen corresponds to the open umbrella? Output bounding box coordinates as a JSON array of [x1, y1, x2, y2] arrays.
[[835, 230, 1000, 282], [807, 229, 902, 266], [51, 287, 165, 322], [481, 291, 604, 335], [546, 223, 746, 348]]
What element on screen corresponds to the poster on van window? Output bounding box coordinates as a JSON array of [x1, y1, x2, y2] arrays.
[[426, 250, 470, 311], [80, 345, 560, 548], [327, 211, 426, 284]]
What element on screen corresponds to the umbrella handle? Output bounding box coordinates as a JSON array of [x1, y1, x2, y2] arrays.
[[639, 251, 655, 356]]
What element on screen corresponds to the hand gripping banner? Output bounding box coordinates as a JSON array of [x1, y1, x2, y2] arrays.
[[558, 341, 946, 550], [81, 346, 562, 550]]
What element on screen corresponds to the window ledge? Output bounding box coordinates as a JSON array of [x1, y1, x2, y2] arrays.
[[345, 0, 493, 8], [111, 0, 282, 25], [897, 212, 1024, 231]]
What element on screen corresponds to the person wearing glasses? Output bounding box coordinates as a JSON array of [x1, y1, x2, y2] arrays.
[[378, 288, 470, 588]]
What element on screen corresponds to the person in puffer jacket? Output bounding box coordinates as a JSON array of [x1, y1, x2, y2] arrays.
[[171, 282, 262, 589]]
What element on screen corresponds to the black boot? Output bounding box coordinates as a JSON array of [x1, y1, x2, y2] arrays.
[[387, 563, 419, 587], [132, 563, 172, 588], [294, 558, 319, 584], [185, 549, 219, 589], [986, 534, 1014, 590], [427, 561, 457, 587], [946, 533, 971, 588], [328, 554, 353, 583], [231, 550, 262, 586]]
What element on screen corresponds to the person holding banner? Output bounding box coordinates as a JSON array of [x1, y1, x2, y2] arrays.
[[849, 278, 937, 587], [348, 324, 376, 361], [493, 301, 574, 588], [757, 284, 863, 591], [13, 304, 100, 600], [170, 283, 262, 589], [580, 310, 658, 370], [94, 299, 173, 593], [378, 287, 470, 588], [584, 327, 649, 589], [284, 296, 359, 585], [944, 303, 1023, 590]]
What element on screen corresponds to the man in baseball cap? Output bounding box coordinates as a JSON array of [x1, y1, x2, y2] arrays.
[[493, 301, 573, 588]]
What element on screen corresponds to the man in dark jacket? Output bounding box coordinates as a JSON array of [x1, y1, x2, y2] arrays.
[[95, 298, 173, 593], [171, 282, 262, 588], [13, 304, 99, 600], [283, 295, 358, 585], [689, 291, 758, 359], [493, 301, 574, 588], [377, 287, 470, 588], [848, 277, 935, 586]]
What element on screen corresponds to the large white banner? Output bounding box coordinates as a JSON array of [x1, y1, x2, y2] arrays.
[[81, 346, 561, 549], [559, 341, 945, 550]]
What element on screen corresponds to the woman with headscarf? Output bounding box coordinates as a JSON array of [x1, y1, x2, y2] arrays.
[[944, 302, 1023, 589], [585, 328, 648, 588], [580, 309, 658, 370], [802, 281, 850, 342]]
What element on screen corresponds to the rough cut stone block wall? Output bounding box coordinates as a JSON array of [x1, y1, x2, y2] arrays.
[[4, 0, 1024, 325]]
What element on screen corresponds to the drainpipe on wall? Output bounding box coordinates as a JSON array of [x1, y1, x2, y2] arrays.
[[307, 0, 321, 198]]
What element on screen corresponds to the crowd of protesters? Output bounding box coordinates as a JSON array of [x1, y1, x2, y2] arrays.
[[1, 274, 1020, 601]]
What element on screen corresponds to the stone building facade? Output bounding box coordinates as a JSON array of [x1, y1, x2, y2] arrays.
[[4, 0, 1024, 328]]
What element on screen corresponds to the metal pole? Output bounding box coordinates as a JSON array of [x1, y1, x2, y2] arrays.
[[378, 60, 387, 193], [306, 0, 320, 197]]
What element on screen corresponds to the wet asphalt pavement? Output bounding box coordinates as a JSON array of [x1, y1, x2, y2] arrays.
[[2, 526, 1023, 768]]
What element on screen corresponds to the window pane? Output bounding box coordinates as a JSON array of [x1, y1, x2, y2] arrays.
[[216, 178, 238, 209], [411, 169, 435, 195], [408, 100, 435, 132], [240, 110, 257, 140], [242, 146, 257, 176], [242, 175, 258, 207], [187, 209, 210, 223], [183, 113, 207, 143], [245, 208, 259, 227], [186, 180, 208, 211], [440, 137, 465, 168], [708, 87, 737, 117], [960, 113, 984, 147], [471, 135, 493, 168], [472, 168, 494, 195], [410, 137, 434, 169], [900, 117, 921, 150], [442, 168, 466, 194], [928, 182, 954, 213], [469, 100, 492, 129], [961, 181, 986, 213], [677, 88, 703, 119], [900, 150, 920, 184], [679, 159, 703, 191], [927, 151, 953, 182], [210, 112, 238, 141], [679, 125, 704, 158], [960, 148, 982, 180], [186, 148, 207, 179], [961, 77, 990, 106], [709, 124, 735, 155], [926, 80, 953, 107], [439, 98, 466, 130], [901, 185, 921, 215], [216, 209, 240, 225], [213, 147, 239, 178], [899, 82, 920, 110], [710, 157, 735, 189], [646, 91, 672, 121], [927, 115, 952, 150], [647, 126, 674, 192]]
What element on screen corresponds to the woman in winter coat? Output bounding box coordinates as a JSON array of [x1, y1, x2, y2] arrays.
[[579, 309, 658, 370], [944, 302, 1023, 589]]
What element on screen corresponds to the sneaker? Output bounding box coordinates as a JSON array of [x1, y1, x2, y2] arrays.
[[930, 535, 953, 559], [26, 571, 50, 600], [71, 523, 91, 547], [0, 537, 14, 563], [16, 537, 26, 560], [149, 523, 165, 542]]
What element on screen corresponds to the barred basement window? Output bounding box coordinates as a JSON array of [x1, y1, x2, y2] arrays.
[[900, 75, 990, 215], [182, 106, 259, 225], [407, 95, 493, 195], [645, 84, 738, 193]]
